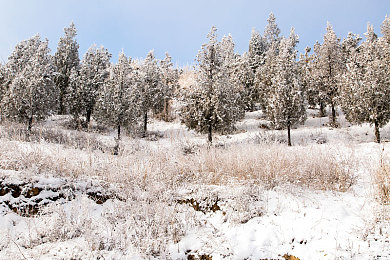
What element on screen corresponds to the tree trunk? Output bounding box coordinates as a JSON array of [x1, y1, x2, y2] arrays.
[[163, 99, 169, 121], [374, 120, 380, 143], [28, 116, 33, 133], [113, 123, 121, 156], [143, 111, 148, 137], [319, 102, 326, 117], [59, 93, 65, 115], [117, 124, 121, 141], [330, 102, 336, 127], [86, 109, 92, 124], [287, 121, 291, 146], [208, 122, 212, 143]]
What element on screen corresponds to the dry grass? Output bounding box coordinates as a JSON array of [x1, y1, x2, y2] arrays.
[[177, 144, 356, 191], [0, 129, 356, 193], [375, 149, 390, 205]]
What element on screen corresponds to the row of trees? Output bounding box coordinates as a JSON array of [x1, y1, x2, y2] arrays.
[[0, 14, 390, 145], [0, 23, 179, 142], [182, 13, 390, 145]]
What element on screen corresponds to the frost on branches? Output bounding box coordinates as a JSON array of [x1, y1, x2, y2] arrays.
[[255, 13, 283, 111], [1, 35, 57, 131], [310, 23, 344, 127], [181, 27, 244, 143], [158, 52, 179, 122], [95, 52, 140, 144], [245, 28, 267, 111], [341, 23, 390, 143], [66, 45, 111, 126], [264, 30, 306, 146], [137, 50, 163, 137], [54, 22, 80, 115]]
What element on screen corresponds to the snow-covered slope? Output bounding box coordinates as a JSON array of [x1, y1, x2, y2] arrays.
[[0, 110, 389, 259]]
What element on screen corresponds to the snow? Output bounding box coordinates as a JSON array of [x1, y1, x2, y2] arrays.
[[0, 109, 390, 259]]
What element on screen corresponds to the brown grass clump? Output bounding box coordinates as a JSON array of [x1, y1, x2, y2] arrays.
[[177, 144, 356, 191], [375, 148, 390, 205]]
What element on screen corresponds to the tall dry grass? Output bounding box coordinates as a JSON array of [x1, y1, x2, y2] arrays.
[[0, 130, 356, 193], [375, 148, 390, 205]]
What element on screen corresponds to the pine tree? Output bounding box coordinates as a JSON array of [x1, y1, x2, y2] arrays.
[[95, 52, 140, 149], [310, 23, 344, 126], [264, 31, 306, 146], [245, 28, 267, 110], [67, 45, 111, 125], [381, 15, 390, 43], [1, 35, 57, 131], [255, 13, 283, 111], [159, 52, 179, 121], [138, 50, 163, 136], [264, 12, 281, 48], [181, 27, 244, 143], [0, 64, 7, 120], [54, 22, 80, 115], [298, 47, 317, 109], [231, 52, 254, 111], [341, 24, 390, 143]]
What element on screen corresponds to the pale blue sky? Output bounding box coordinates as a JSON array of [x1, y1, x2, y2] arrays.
[[0, 0, 389, 66]]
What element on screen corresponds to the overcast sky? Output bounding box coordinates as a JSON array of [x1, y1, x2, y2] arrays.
[[0, 0, 389, 66]]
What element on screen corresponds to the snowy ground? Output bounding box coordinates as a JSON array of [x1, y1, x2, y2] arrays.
[[0, 109, 390, 259]]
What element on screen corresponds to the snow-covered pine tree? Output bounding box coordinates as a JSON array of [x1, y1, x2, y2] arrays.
[[341, 24, 390, 143], [1, 35, 57, 131], [138, 50, 163, 137], [54, 22, 80, 115], [180, 27, 244, 143], [245, 28, 267, 111], [0, 64, 7, 120], [254, 13, 283, 111], [95, 52, 140, 147], [231, 52, 254, 111], [159, 52, 179, 121], [66, 45, 111, 126], [342, 32, 362, 64], [264, 30, 306, 146], [0, 64, 5, 103], [264, 12, 281, 49], [310, 23, 344, 126], [381, 15, 390, 43], [298, 47, 316, 109], [381, 15, 390, 70]]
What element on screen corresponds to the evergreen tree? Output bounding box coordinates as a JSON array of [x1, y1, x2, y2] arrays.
[[54, 22, 80, 115], [231, 52, 254, 111], [341, 24, 390, 143], [1, 35, 57, 131], [264, 32, 306, 146], [95, 52, 140, 147], [67, 45, 111, 125], [159, 52, 179, 121], [138, 50, 163, 136], [0, 64, 7, 120], [381, 15, 390, 43], [310, 23, 344, 126], [255, 13, 283, 111], [245, 29, 267, 110], [298, 47, 317, 109], [181, 27, 244, 143], [264, 12, 281, 48]]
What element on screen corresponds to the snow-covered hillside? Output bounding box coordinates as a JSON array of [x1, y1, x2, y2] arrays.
[[0, 109, 389, 259]]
